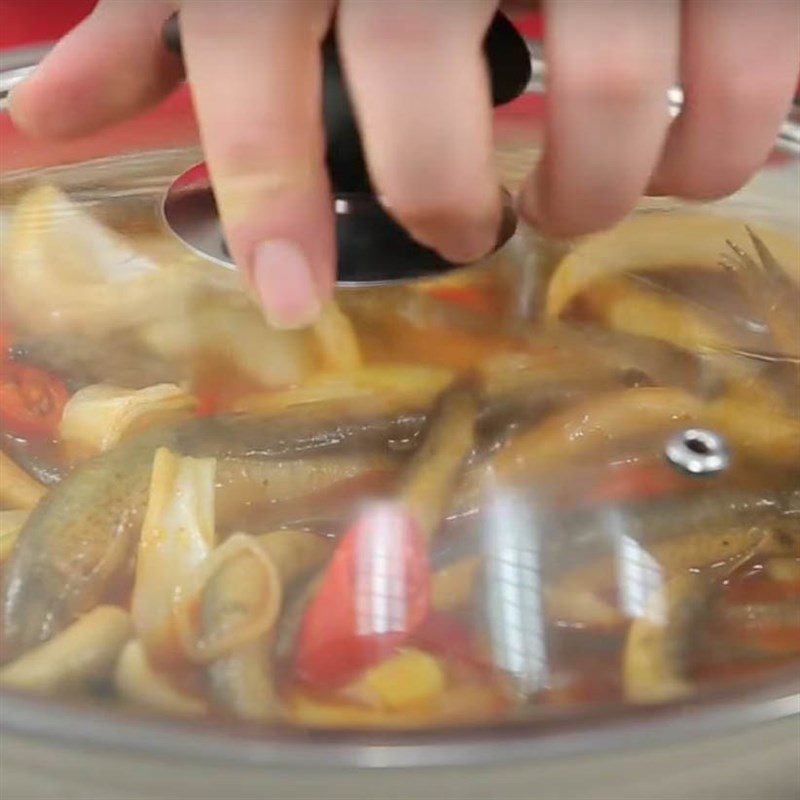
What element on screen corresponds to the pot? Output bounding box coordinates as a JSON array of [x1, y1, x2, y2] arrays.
[[1, 35, 798, 800]]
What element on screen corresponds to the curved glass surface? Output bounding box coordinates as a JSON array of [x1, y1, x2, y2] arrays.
[[0, 71, 798, 740]]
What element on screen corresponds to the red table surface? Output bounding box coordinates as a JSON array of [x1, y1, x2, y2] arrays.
[[1, 0, 97, 50], [0, 1, 794, 158], [0, 1, 543, 50], [6, 2, 795, 97], [0, 1, 545, 174]]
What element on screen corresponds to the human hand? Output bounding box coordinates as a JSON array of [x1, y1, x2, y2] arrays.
[[10, 1, 799, 328]]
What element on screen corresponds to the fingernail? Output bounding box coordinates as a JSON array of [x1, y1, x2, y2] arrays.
[[407, 216, 499, 265], [438, 224, 499, 264], [6, 83, 28, 126], [252, 240, 321, 329]]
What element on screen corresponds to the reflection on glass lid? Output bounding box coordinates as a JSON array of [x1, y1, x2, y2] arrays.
[[0, 151, 798, 732]]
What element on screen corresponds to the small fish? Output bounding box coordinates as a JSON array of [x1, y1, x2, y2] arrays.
[[0, 406, 423, 661], [202, 530, 331, 721], [723, 229, 800, 360], [12, 332, 183, 391], [545, 488, 800, 630]]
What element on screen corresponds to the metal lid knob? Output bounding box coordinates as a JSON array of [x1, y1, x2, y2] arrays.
[[161, 12, 531, 284]]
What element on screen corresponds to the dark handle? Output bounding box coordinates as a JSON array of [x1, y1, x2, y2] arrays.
[[162, 13, 531, 194]]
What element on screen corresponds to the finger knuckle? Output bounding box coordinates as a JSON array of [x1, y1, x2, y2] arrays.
[[386, 184, 492, 231], [344, 8, 443, 51], [560, 59, 659, 108], [214, 130, 321, 187], [215, 132, 275, 177], [542, 200, 634, 239], [675, 169, 753, 201], [711, 71, 780, 122]]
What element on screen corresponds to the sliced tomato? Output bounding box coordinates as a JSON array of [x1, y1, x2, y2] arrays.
[[294, 503, 431, 690], [0, 361, 69, 438]]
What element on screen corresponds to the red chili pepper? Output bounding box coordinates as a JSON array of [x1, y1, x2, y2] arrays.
[[585, 460, 685, 507], [428, 285, 497, 315], [294, 503, 431, 690], [194, 391, 219, 417], [0, 361, 69, 438]]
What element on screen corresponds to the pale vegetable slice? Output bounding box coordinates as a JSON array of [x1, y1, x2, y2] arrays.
[[131, 449, 216, 666], [288, 682, 504, 729], [569, 277, 738, 353], [199, 530, 333, 721], [0, 450, 46, 510], [546, 213, 800, 319], [9, 185, 155, 282], [115, 639, 206, 717], [190, 296, 314, 388], [432, 556, 482, 612], [623, 573, 709, 704], [3, 184, 195, 337], [0, 606, 132, 695], [137, 293, 314, 390], [312, 301, 363, 372], [0, 509, 29, 563], [59, 383, 197, 454], [233, 364, 454, 415], [346, 649, 446, 710]]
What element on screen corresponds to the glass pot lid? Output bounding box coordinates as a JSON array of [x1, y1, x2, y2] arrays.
[[0, 35, 799, 753]]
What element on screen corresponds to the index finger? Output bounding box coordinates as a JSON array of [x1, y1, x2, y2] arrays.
[[179, 0, 335, 329]]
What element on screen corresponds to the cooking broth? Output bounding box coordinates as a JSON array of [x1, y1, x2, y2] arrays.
[[0, 161, 798, 730]]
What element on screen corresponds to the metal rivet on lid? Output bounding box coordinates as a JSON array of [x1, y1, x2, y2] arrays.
[[665, 428, 731, 476]]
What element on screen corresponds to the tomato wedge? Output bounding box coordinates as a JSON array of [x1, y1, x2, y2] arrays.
[[294, 503, 430, 690], [0, 361, 69, 438]]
